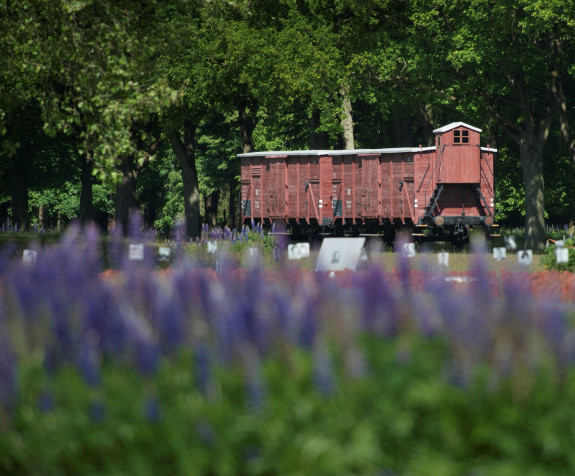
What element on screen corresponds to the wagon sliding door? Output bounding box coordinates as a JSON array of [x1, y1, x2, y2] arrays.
[[356, 155, 379, 218], [331, 156, 344, 221], [240, 157, 263, 223], [305, 156, 320, 223], [264, 156, 287, 219]]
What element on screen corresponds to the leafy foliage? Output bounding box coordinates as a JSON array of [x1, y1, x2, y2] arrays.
[[2, 0, 575, 237]]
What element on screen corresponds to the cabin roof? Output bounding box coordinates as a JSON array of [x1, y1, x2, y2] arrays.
[[432, 122, 482, 134]]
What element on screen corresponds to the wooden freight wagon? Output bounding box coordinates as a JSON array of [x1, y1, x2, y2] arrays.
[[239, 122, 497, 246]]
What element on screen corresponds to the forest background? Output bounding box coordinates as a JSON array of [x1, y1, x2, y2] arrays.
[[1, 0, 575, 250]]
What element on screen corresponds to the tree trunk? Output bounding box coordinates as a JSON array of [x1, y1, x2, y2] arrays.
[[205, 190, 220, 228], [229, 180, 237, 229], [309, 110, 329, 149], [115, 155, 139, 235], [518, 123, 548, 251], [417, 105, 435, 146], [392, 117, 414, 147], [79, 152, 93, 226], [340, 85, 355, 150], [238, 97, 258, 154], [9, 156, 29, 230], [550, 69, 575, 164], [170, 122, 201, 240]]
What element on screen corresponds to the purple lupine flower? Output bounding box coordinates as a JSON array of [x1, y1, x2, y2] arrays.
[[193, 342, 212, 397], [412, 294, 438, 337], [89, 400, 106, 423], [144, 395, 162, 423], [469, 238, 492, 298], [84, 285, 128, 358], [209, 278, 237, 364], [77, 332, 101, 388], [173, 221, 185, 244], [357, 265, 400, 336], [50, 300, 75, 362], [243, 347, 266, 413], [107, 225, 124, 270], [267, 290, 293, 341], [10, 265, 40, 318], [135, 339, 160, 378], [153, 286, 184, 354], [344, 344, 368, 380], [238, 266, 270, 354], [43, 347, 58, 377], [127, 210, 144, 241], [0, 336, 17, 411], [313, 340, 335, 397], [0, 241, 16, 275], [298, 294, 318, 350], [173, 267, 213, 317], [195, 419, 216, 445], [397, 247, 411, 296], [537, 301, 568, 366], [38, 389, 55, 413]]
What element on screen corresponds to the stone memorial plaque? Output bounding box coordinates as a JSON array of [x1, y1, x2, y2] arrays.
[[315, 237, 366, 272]]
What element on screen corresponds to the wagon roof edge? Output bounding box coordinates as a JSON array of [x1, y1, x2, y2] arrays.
[[237, 146, 436, 158]]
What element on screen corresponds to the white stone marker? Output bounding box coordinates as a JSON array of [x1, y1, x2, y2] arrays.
[[207, 241, 218, 254], [402, 242, 416, 258], [556, 248, 569, 263], [129, 244, 144, 261], [493, 247, 507, 261], [158, 247, 171, 261], [438, 251, 449, 268], [518, 249, 533, 265], [288, 242, 310, 260], [22, 249, 37, 265]]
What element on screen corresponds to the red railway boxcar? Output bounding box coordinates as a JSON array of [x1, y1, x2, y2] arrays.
[[238, 122, 497, 247]]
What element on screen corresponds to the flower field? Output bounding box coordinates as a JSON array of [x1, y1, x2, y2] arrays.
[[1, 225, 575, 475]]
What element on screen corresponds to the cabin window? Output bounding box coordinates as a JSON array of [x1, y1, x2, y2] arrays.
[[454, 129, 469, 144]]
